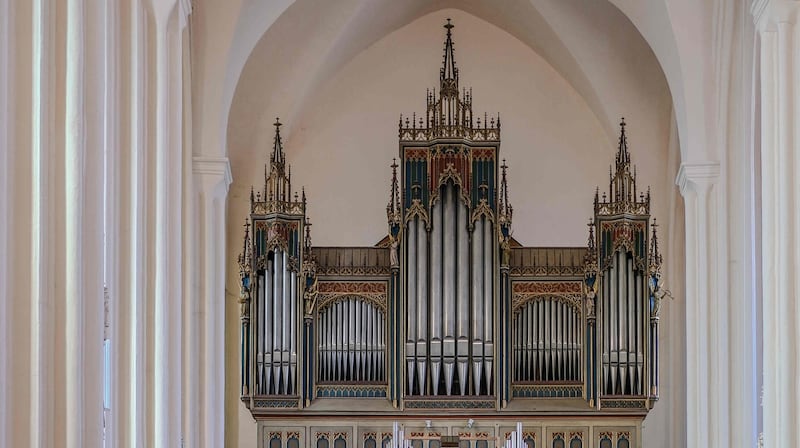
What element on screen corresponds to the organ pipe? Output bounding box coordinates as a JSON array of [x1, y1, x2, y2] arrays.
[[317, 298, 387, 383], [457, 196, 469, 396], [483, 219, 493, 393], [472, 218, 484, 395]]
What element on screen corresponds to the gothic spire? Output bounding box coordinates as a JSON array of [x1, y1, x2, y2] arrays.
[[238, 218, 251, 275], [387, 159, 401, 226], [616, 117, 630, 168], [499, 159, 513, 226], [649, 218, 663, 271], [271, 117, 285, 166], [440, 19, 459, 96]]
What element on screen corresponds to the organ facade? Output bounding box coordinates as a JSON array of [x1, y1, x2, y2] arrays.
[[236, 20, 667, 448]]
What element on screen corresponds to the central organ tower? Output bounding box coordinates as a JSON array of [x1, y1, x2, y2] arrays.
[[392, 19, 509, 405]]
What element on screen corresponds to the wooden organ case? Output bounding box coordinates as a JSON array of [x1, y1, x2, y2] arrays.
[[236, 20, 668, 448]]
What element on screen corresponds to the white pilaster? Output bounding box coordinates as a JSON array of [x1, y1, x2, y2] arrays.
[[64, 1, 107, 446], [0, 0, 11, 446], [193, 156, 232, 448], [754, 2, 800, 446], [677, 162, 721, 448]]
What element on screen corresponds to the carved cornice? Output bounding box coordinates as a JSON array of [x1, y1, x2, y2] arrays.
[[511, 281, 584, 313], [192, 156, 232, 195], [317, 281, 387, 312], [676, 161, 720, 196], [752, 0, 800, 30]]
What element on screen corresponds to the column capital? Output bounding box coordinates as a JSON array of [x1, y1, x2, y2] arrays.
[[179, 0, 192, 29], [149, 0, 192, 29], [676, 161, 720, 197], [752, 0, 800, 31], [193, 156, 232, 198]]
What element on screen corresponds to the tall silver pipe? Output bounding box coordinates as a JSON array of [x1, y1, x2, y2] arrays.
[[406, 218, 417, 393], [290, 270, 297, 393], [482, 220, 493, 391], [319, 306, 326, 381], [543, 299, 550, 380], [336, 301, 343, 381], [431, 199, 442, 341], [281, 250, 290, 394], [260, 273, 268, 392], [348, 299, 356, 380], [407, 220, 418, 343], [378, 309, 385, 381], [605, 264, 612, 394], [537, 300, 543, 381], [625, 257, 636, 394], [611, 256, 618, 394], [445, 185, 459, 395], [472, 218, 484, 395], [365, 302, 373, 381], [457, 198, 469, 395], [417, 214, 428, 345], [355, 299, 363, 381], [273, 250, 283, 392], [443, 186, 456, 340], [637, 273, 643, 394], [326, 304, 332, 381], [265, 259, 273, 355]]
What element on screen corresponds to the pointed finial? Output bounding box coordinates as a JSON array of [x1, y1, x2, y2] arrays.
[[304, 216, 313, 253], [387, 158, 401, 225], [499, 159, 512, 225], [440, 18, 458, 86], [650, 217, 662, 268], [272, 117, 285, 165], [617, 117, 629, 164]]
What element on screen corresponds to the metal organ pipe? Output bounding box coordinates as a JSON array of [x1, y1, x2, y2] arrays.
[[482, 218, 493, 393], [282, 250, 290, 394], [290, 268, 297, 393], [416, 211, 428, 388], [273, 249, 282, 392], [265, 260, 273, 393], [471, 218, 484, 395], [430, 198, 442, 396], [457, 196, 469, 396], [442, 185, 456, 395], [406, 218, 417, 394]]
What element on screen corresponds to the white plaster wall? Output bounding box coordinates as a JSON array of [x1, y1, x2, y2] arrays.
[[225, 8, 680, 447]]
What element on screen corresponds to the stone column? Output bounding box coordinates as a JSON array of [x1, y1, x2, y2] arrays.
[[0, 0, 11, 446], [192, 156, 232, 448], [677, 162, 722, 448], [753, 1, 800, 446]]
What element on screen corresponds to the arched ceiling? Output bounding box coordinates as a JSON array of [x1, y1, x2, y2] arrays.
[[225, 0, 671, 155]]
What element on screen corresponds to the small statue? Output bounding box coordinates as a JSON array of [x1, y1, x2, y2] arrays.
[[585, 283, 596, 317], [238, 283, 251, 320], [501, 238, 512, 267], [303, 275, 319, 318], [649, 273, 673, 318], [389, 233, 400, 268]]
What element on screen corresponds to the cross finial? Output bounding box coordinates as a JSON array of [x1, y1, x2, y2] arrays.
[[271, 117, 285, 165]]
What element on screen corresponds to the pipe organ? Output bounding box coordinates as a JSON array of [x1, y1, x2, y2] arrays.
[[236, 19, 668, 448]]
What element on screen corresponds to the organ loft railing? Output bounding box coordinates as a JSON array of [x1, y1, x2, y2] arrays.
[[236, 20, 668, 418]]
